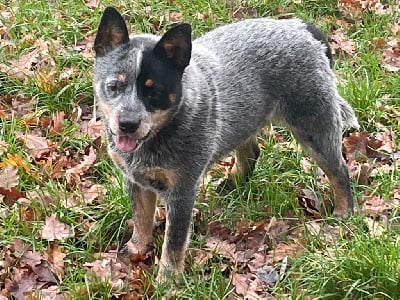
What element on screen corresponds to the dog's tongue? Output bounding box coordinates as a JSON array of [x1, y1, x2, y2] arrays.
[[115, 135, 138, 152]]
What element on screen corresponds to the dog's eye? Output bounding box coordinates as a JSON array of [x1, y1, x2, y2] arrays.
[[108, 82, 118, 92]]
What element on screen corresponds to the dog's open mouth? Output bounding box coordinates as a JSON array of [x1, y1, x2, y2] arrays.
[[113, 130, 151, 153], [115, 135, 138, 152]]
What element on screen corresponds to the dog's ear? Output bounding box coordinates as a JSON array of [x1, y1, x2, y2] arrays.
[[153, 23, 192, 71], [94, 6, 129, 57]]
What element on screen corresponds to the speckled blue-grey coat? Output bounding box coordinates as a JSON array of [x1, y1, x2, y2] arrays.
[[93, 7, 359, 281]]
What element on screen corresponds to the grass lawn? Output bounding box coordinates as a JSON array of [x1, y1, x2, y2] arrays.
[[0, 0, 399, 299]]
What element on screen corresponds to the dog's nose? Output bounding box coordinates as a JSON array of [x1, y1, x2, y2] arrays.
[[119, 116, 140, 133]]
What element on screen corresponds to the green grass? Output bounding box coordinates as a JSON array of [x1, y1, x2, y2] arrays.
[[1, 0, 399, 299]]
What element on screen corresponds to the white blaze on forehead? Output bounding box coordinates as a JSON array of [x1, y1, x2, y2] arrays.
[[135, 48, 143, 78]]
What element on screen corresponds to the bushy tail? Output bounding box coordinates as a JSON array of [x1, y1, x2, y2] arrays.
[[338, 96, 359, 129]]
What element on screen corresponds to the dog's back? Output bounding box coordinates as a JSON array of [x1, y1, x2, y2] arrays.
[[184, 18, 357, 161]]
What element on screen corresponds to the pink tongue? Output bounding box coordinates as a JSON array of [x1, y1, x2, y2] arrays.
[[115, 135, 138, 152]]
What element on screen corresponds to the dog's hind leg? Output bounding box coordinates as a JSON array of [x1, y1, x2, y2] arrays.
[[286, 110, 354, 217], [234, 135, 260, 181], [120, 179, 157, 256], [219, 135, 260, 192]]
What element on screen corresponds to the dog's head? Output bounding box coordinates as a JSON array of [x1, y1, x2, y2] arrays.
[[93, 7, 191, 152]]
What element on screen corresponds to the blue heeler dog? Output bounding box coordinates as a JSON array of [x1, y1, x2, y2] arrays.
[[93, 7, 359, 280]]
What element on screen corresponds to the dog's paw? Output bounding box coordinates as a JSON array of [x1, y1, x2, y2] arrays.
[[119, 240, 153, 262]]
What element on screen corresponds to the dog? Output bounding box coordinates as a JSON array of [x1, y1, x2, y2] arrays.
[[93, 6, 359, 280]]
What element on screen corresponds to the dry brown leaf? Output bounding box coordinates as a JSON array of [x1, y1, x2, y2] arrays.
[[359, 195, 397, 216], [330, 30, 356, 55], [164, 10, 183, 22], [300, 157, 313, 174], [2, 153, 31, 173], [0, 186, 26, 206], [191, 249, 213, 265], [85, 0, 99, 9], [0, 49, 41, 81], [20, 251, 57, 283], [41, 214, 74, 242], [267, 242, 303, 262], [44, 244, 66, 279], [24, 134, 49, 150], [0, 140, 7, 156], [0, 165, 19, 189], [343, 131, 382, 163], [0, 38, 56, 83], [382, 43, 400, 72], [5, 268, 39, 300], [65, 146, 97, 184], [365, 216, 387, 237], [35, 70, 57, 93], [50, 111, 65, 134], [83, 253, 138, 291], [254, 265, 278, 288], [39, 286, 63, 300], [87, 118, 105, 140], [73, 33, 96, 59], [375, 131, 395, 153], [204, 236, 236, 261], [232, 273, 250, 297], [81, 183, 106, 205], [298, 188, 323, 217]]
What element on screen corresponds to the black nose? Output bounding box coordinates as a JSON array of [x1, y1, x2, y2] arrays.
[[119, 116, 140, 133]]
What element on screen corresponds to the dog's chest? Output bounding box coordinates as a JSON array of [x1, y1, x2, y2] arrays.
[[108, 148, 177, 192]]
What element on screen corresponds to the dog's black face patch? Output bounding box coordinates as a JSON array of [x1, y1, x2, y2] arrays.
[[137, 50, 183, 111]]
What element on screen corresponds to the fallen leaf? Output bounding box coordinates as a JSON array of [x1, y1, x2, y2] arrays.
[[24, 134, 49, 150], [39, 286, 63, 300], [2, 153, 31, 173], [204, 236, 236, 261], [65, 146, 97, 184], [41, 214, 74, 242], [50, 111, 65, 134], [298, 188, 323, 217], [0, 140, 7, 156], [80, 183, 106, 205], [365, 216, 387, 237], [5, 268, 39, 300], [232, 273, 250, 297], [0, 187, 26, 207], [267, 242, 303, 262], [44, 244, 66, 279], [86, 118, 105, 140], [254, 265, 279, 287], [85, 0, 99, 9], [382, 42, 400, 72], [330, 30, 355, 55], [0, 165, 18, 189], [83, 251, 144, 291], [343, 131, 382, 163], [191, 249, 213, 266], [20, 251, 57, 283]]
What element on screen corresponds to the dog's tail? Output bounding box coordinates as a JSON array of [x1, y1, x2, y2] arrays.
[[338, 96, 359, 129], [305, 22, 333, 67]]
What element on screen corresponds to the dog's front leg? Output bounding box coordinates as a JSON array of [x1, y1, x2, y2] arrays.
[[120, 177, 157, 257], [157, 187, 195, 282]]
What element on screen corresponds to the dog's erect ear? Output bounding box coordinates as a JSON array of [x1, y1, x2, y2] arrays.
[[94, 7, 129, 57], [153, 23, 192, 71]]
